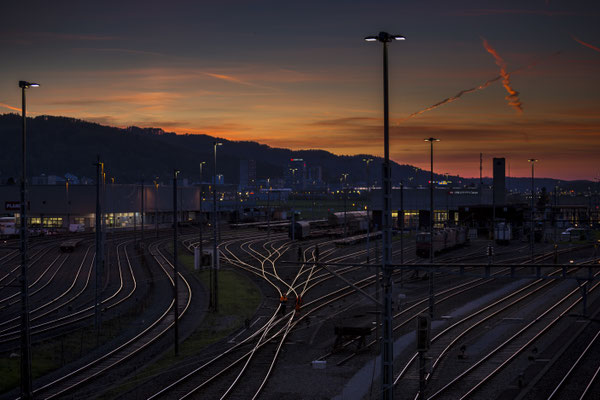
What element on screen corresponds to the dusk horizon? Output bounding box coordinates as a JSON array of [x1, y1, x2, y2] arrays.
[[2, 1, 599, 181]]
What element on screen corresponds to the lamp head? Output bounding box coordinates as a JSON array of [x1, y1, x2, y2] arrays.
[[365, 32, 406, 43], [19, 81, 40, 88]]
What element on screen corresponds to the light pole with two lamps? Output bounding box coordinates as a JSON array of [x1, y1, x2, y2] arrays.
[[364, 31, 405, 400]]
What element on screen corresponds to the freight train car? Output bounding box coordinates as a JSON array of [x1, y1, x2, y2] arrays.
[[60, 239, 83, 253], [416, 227, 468, 258], [290, 211, 370, 240]]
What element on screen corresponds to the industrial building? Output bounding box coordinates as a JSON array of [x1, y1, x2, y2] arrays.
[[0, 183, 249, 232]]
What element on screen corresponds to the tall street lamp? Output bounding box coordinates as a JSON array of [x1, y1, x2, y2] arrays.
[[425, 137, 440, 319], [290, 167, 298, 240], [199, 161, 206, 266], [528, 159, 538, 263], [267, 177, 272, 240], [212, 142, 222, 311], [363, 158, 373, 263], [173, 169, 180, 355], [342, 173, 349, 237], [65, 179, 70, 229], [153, 178, 159, 238], [18, 80, 38, 400], [365, 31, 405, 400]]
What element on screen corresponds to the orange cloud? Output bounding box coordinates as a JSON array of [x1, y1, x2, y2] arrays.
[[204, 72, 261, 87], [482, 38, 523, 113]]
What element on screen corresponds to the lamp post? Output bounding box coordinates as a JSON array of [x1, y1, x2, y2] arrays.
[[65, 179, 70, 229], [425, 137, 440, 319], [173, 169, 180, 355], [365, 31, 405, 400], [528, 159, 538, 263], [140, 178, 144, 244], [199, 162, 206, 265], [363, 158, 373, 263], [212, 142, 222, 311], [342, 173, 349, 237], [290, 167, 298, 189], [267, 177, 271, 241], [154, 178, 159, 238], [111, 177, 115, 235], [290, 168, 298, 241], [18, 80, 38, 400]]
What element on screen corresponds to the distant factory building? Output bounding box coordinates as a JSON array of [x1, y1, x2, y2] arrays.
[[0, 183, 249, 232]]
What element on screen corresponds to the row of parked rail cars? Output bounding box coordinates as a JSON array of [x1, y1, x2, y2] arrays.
[[416, 227, 469, 258], [290, 211, 369, 240]]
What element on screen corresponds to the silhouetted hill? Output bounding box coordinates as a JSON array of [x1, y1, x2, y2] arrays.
[[0, 114, 424, 185], [0, 114, 592, 192]]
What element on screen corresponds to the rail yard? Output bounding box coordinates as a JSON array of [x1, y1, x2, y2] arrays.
[[0, 221, 598, 400]]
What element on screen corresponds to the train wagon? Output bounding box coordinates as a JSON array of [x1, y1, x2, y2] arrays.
[[60, 239, 83, 253], [416, 227, 468, 258], [495, 222, 512, 245]]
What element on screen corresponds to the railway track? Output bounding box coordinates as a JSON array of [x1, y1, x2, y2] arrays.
[[5, 236, 192, 400]]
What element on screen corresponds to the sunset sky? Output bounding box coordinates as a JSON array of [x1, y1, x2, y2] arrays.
[[1, 0, 599, 180]]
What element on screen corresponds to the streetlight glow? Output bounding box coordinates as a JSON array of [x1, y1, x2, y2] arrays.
[[19, 81, 40, 89], [364, 32, 407, 43]]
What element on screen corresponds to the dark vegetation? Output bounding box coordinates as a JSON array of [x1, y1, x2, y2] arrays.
[[0, 113, 592, 192]]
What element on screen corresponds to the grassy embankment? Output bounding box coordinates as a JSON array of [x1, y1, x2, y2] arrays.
[[98, 243, 261, 398], [0, 306, 139, 394]]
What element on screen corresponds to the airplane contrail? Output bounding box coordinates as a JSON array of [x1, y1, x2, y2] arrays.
[[482, 37, 523, 113], [401, 51, 561, 122], [571, 34, 600, 53], [405, 75, 502, 119], [0, 103, 22, 112]]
